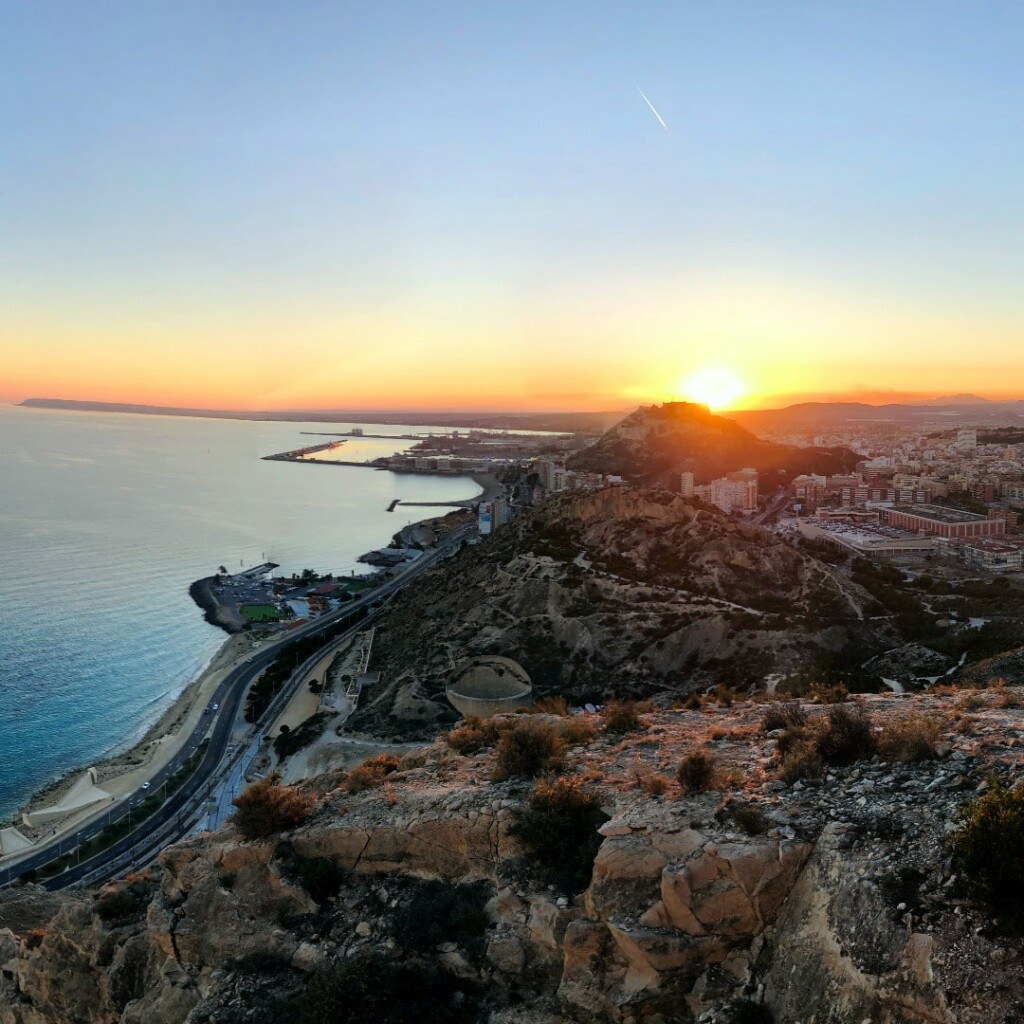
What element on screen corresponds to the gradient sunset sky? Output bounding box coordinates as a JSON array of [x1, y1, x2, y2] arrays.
[[4, 1, 1024, 412]]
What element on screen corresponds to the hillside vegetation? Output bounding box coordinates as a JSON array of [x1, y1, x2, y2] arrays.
[[353, 487, 884, 739]]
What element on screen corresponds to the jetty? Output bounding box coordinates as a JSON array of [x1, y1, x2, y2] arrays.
[[262, 440, 346, 462]]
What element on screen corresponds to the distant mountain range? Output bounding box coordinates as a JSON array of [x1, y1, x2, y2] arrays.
[[21, 395, 1024, 438], [17, 398, 624, 434], [567, 401, 860, 486], [726, 399, 1024, 432]]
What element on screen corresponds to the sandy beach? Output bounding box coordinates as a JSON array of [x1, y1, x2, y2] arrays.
[[2, 631, 263, 839], [0, 488, 485, 851]]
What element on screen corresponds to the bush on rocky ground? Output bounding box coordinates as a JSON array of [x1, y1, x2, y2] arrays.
[[761, 702, 806, 732], [343, 754, 401, 794], [493, 719, 565, 779], [93, 873, 157, 925], [602, 700, 646, 734], [510, 775, 609, 893], [525, 695, 571, 715], [816, 705, 876, 765], [232, 772, 316, 839], [561, 716, 598, 746], [445, 715, 504, 754], [950, 782, 1024, 931], [677, 751, 717, 793], [777, 703, 943, 782], [730, 802, 771, 835], [877, 712, 939, 762]]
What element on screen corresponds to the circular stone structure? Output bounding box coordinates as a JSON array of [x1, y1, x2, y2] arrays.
[[446, 656, 533, 718]]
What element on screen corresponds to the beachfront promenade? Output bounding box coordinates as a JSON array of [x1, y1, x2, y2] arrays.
[[0, 525, 473, 891]]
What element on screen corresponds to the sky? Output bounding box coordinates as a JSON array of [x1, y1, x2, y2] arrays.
[[4, 1, 1024, 412]]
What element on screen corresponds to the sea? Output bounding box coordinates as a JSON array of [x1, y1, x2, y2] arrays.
[[0, 405, 481, 821]]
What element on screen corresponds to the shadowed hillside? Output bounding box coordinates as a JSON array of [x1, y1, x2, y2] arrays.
[[351, 487, 886, 739], [566, 402, 860, 488]]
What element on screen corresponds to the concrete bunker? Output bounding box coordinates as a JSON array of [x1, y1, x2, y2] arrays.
[[446, 656, 533, 718]]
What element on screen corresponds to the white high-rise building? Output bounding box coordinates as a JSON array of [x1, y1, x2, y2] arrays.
[[708, 469, 758, 514]]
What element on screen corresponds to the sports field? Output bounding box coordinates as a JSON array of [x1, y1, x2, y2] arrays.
[[240, 603, 281, 623]]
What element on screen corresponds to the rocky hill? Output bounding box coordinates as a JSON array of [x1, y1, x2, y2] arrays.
[[350, 487, 886, 740], [567, 403, 860, 487], [4, 688, 1024, 1024]]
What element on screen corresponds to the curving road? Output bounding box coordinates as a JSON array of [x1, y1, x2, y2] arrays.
[[0, 528, 470, 890]]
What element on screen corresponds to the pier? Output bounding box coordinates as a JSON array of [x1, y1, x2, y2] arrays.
[[299, 430, 431, 440], [261, 440, 347, 462]]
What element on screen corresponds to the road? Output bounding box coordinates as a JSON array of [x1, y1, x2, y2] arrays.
[[0, 527, 471, 890], [752, 489, 790, 526]]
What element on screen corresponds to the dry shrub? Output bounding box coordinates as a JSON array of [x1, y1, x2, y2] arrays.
[[730, 802, 771, 836], [677, 751, 716, 794], [678, 693, 703, 711], [959, 693, 986, 711], [776, 705, 877, 783], [780, 747, 823, 785], [950, 783, 1024, 930], [93, 875, 158, 924], [762, 702, 807, 733], [775, 720, 812, 758], [708, 726, 728, 741], [232, 771, 316, 839], [526, 695, 571, 716], [631, 755, 670, 796], [816, 705, 876, 765], [640, 773, 670, 797], [990, 679, 1024, 709], [810, 683, 849, 704], [877, 713, 940, 762], [714, 685, 739, 707], [446, 716, 504, 755], [510, 776, 609, 893], [602, 701, 646, 735], [493, 720, 565, 780], [561, 716, 597, 746], [344, 754, 401, 794], [21, 929, 46, 950]]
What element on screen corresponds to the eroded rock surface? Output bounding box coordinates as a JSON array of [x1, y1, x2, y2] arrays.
[[4, 694, 1024, 1023]]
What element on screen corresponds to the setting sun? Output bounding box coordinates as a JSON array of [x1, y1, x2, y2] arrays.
[[678, 368, 746, 411]]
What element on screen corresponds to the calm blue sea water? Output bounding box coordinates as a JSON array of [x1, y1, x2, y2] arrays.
[[0, 406, 478, 820]]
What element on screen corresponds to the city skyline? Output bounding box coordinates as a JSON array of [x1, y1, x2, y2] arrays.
[[5, 2, 1024, 411]]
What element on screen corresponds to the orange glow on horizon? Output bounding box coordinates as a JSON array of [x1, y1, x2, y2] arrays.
[[5, 271, 1024, 414]]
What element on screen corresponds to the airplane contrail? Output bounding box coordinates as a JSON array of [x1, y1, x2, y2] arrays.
[[636, 85, 668, 130]]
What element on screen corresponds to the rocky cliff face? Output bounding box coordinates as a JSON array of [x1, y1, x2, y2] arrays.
[[4, 691, 1024, 1024], [354, 487, 884, 739]]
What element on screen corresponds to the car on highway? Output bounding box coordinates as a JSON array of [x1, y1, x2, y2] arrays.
[[212, 703, 219, 711], [141, 781, 151, 790]]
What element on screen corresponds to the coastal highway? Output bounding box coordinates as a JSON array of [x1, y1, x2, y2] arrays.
[[0, 527, 472, 890]]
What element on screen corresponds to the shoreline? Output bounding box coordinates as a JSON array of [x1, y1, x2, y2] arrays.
[[0, 486, 489, 853], [0, 632, 259, 838]]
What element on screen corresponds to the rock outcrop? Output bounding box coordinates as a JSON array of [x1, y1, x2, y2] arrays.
[[5, 691, 1024, 1023]]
